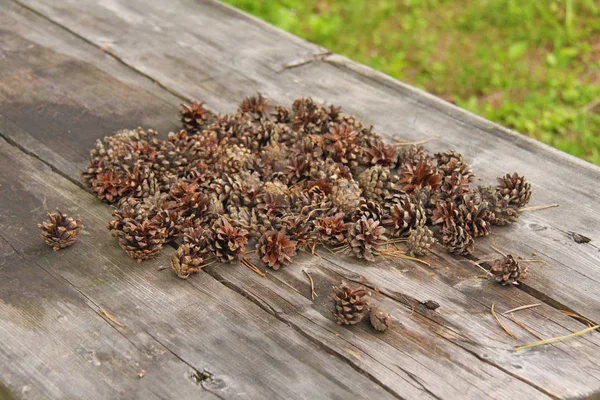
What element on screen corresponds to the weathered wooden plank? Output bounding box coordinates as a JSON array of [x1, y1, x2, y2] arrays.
[[0, 137, 396, 399], [14, 0, 600, 325], [2, 0, 600, 398]]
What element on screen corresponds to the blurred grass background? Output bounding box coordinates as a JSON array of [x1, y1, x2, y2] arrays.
[[222, 0, 600, 165]]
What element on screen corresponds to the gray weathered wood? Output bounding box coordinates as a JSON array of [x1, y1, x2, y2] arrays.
[[15, 0, 600, 325]]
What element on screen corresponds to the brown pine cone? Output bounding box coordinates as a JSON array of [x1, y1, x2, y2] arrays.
[[406, 226, 435, 257], [456, 195, 493, 238], [170, 244, 206, 279], [369, 307, 393, 332], [354, 199, 385, 221], [181, 101, 211, 131], [477, 186, 520, 226], [323, 123, 361, 166], [347, 217, 387, 262], [210, 217, 248, 263], [362, 139, 396, 167], [383, 195, 425, 237], [496, 172, 531, 208], [315, 213, 348, 245], [117, 218, 167, 262], [257, 230, 297, 270], [442, 224, 474, 255], [239, 93, 276, 120], [399, 159, 442, 194], [330, 178, 362, 214], [490, 255, 526, 285], [357, 165, 400, 203], [332, 282, 371, 325], [39, 210, 84, 251]]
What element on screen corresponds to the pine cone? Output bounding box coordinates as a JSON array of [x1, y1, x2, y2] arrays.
[[90, 170, 126, 203], [117, 218, 167, 262], [239, 93, 275, 120], [369, 306, 392, 332], [257, 230, 297, 270], [323, 123, 361, 166], [170, 244, 206, 279], [362, 139, 396, 167], [354, 199, 385, 221], [347, 217, 387, 262], [315, 212, 348, 245], [357, 166, 400, 203], [456, 195, 493, 237], [406, 226, 435, 257], [442, 224, 474, 255], [497, 173, 531, 208], [399, 159, 442, 194], [39, 210, 84, 251], [181, 101, 211, 131], [330, 178, 361, 214], [477, 186, 520, 226], [490, 255, 525, 285], [383, 195, 425, 237], [210, 217, 248, 263], [435, 150, 475, 182], [332, 282, 371, 325]]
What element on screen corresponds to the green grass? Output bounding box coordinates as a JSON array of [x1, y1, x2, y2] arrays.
[[222, 0, 600, 165]]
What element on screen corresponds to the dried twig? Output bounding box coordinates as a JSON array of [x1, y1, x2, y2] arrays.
[[303, 269, 318, 300], [490, 245, 507, 258], [508, 313, 544, 340], [241, 258, 266, 277], [520, 204, 559, 212], [515, 325, 599, 351], [395, 137, 434, 146], [469, 260, 491, 275], [99, 307, 125, 328], [491, 303, 517, 338], [382, 250, 431, 266], [503, 303, 541, 314]]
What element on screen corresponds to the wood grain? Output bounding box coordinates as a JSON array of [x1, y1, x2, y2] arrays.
[[14, 0, 599, 324], [2, 0, 600, 398]]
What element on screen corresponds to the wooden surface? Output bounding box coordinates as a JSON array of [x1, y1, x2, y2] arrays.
[[1, 0, 599, 399]]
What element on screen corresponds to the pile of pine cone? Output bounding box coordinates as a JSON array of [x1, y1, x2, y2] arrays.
[[80, 95, 532, 279]]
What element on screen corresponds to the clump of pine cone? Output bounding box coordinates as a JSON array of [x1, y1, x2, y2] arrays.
[[81, 94, 533, 278]]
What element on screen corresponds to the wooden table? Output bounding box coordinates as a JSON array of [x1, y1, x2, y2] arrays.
[[1, 1, 599, 398]]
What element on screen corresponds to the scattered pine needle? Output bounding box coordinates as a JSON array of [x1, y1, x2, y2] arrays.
[[491, 303, 517, 339], [303, 269, 318, 300], [396, 137, 434, 146], [469, 260, 491, 275], [520, 204, 559, 212], [99, 307, 125, 328], [382, 250, 431, 266], [515, 325, 599, 351], [559, 310, 596, 327], [490, 245, 507, 257], [508, 313, 544, 340], [241, 258, 266, 277], [323, 245, 336, 255], [503, 304, 541, 315]]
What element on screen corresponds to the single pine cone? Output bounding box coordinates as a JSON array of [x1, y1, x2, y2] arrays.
[[362, 139, 396, 167], [257, 230, 297, 270], [331, 178, 362, 214], [39, 210, 84, 251], [315, 212, 348, 245], [383, 195, 425, 237], [477, 186, 520, 226], [354, 199, 385, 221], [357, 166, 400, 203], [399, 159, 442, 194], [117, 218, 167, 262], [406, 226, 435, 257], [496, 173, 531, 208], [490, 255, 525, 285], [369, 306, 392, 332], [170, 244, 206, 279], [181, 101, 211, 131], [442, 224, 474, 255], [347, 217, 387, 262], [210, 217, 248, 263], [332, 282, 371, 325], [456, 195, 493, 237]]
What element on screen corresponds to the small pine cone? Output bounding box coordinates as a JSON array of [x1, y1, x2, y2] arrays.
[[442, 224, 474, 255], [39, 210, 84, 251], [332, 282, 371, 325], [362, 139, 396, 167], [457, 195, 493, 237], [399, 159, 442, 194], [210, 217, 248, 263], [239, 93, 275, 120], [439, 172, 472, 201], [406, 226, 435, 257], [90, 170, 126, 203], [331, 178, 362, 214], [347, 217, 387, 262], [263, 180, 289, 197], [477, 186, 520, 226], [283, 214, 315, 251], [369, 307, 393, 332], [490, 255, 525, 285], [181, 101, 211, 131], [323, 123, 361, 166], [170, 244, 206, 279], [435, 150, 475, 182], [357, 166, 400, 203], [354, 199, 385, 221], [118, 218, 167, 262], [216, 145, 254, 174], [397, 145, 429, 166], [383, 195, 426, 237], [315, 212, 348, 245], [257, 230, 297, 270], [496, 173, 531, 208]]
